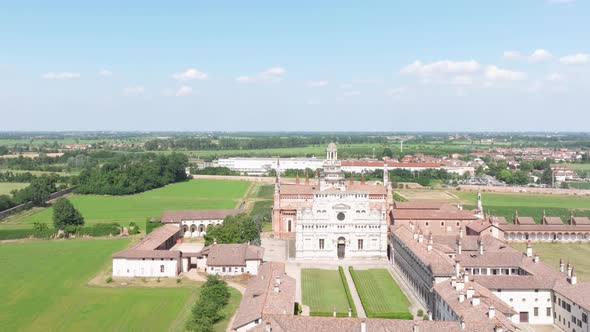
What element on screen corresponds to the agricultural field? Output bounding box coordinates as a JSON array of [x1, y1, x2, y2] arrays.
[[395, 189, 458, 202], [301, 268, 352, 316], [456, 191, 590, 223], [511, 243, 590, 282], [0, 239, 199, 332], [349, 268, 411, 318], [4, 179, 249, 230], [566, 182, 590, 190], [252, 184, 274, 200], [0, 182, 29, 195]]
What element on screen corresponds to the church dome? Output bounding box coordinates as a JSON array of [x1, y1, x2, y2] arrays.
[[327, 142, 337, 151]]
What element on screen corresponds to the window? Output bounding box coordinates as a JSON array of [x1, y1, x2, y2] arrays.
[[337, 212, 346, 221], [456, 222, 460, 227], [440, 221, 445, 227], [583, 313, 587, 323], [425, 221, 429, 227], [160, 265, 165, 273], [222, 267, 226, 272], [534, 307, 539, 317], [547, 307, 551, 316], [319, 239, 325, 250], [358, 239, 364, 250], [241, 267, 244, 272]]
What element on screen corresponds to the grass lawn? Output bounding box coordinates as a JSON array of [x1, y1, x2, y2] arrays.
[[349, 268, 411, 318], [567, 182, 590, 190], [253, 184, 274, 200], [214, 287, 242, 332], [511, 243, 590, 282], [456, 191, 590, 223], [301, 269, 351, 315], [0, 239, 197, 332], [6, 179, 249, 230], [0, 182, 29, 195]]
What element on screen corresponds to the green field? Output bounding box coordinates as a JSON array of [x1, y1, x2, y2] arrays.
[[349, 268, 411, 318], [253, 184, 274, 199], [0, 239, 197, 332], [301, 269, 352, 315], [5, 179, 249, 229], [567, 182, 590, 190], [511, 243, 590, 282], [456, 191, 590, 223], [0, 182, 29, 195]]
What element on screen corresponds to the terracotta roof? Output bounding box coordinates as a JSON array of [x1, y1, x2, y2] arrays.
[[251, 315, 465, 332], [112, 224, 181, 259], [393, 201, 448, 210], [571, 216, 590, 225], [391, 225, 456, 276], [232, 262, 295, 330], [393, 209, 479, 221], [279, 184, 319, 195], [515, 216, 536, 225], [200, 243, 264, 267], [542, 216, 564, 225], [161, 209, 244, 223]]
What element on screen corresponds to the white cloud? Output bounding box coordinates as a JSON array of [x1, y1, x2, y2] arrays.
[[503, 49, 552, 62], [342, 90, 361, 97], [401, 60, 481, 77], [307, 80, 329, 87], [546, 73, 566, 82], [484, 65, 527, 81], [236, 67, 286, 83], [173, 68, 208, 81], [449, 75, 474, 86], [385, 87, 406, 98], [42, 72, 80, 80], [123, 86, 145, 96], [559, 53, 589, 65], [175, 86, 192, 96], [98, 69, 112, 77]]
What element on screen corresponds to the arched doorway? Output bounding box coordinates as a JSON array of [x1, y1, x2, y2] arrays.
[[198, 224, 205, 235], [337, 237, 346, 259]]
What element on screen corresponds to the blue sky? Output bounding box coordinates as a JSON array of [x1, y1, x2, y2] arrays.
[[0, 0, 589, 131]]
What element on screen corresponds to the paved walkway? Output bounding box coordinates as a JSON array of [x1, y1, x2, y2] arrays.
[[342, 265, 366, 318]]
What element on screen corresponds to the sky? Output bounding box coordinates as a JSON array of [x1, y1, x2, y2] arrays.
[[0, 0, 589, 132]]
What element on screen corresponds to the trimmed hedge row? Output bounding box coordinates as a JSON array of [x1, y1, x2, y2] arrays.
[[338, 266, 358, 317], [75, 223, 121, 237], [146, 221, 162, 234], [348, 266, 413, 320], [0, 228, 56, 240], [309, 311, 350, 317]]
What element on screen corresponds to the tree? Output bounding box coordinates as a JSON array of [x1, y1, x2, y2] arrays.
[[382, 148, 393, 159], [204, 213, 262, 245], [52, 198, 84, 230]]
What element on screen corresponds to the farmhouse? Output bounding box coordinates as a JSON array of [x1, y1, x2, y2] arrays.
[[161, 209, 243, 237], [112, 224, 183, 277], [194, 243, 264, 276]]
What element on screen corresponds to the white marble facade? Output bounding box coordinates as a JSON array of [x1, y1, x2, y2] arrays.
[[295, 193, 388, 260]]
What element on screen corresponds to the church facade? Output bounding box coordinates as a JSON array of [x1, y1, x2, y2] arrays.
[[272, 143, 391, 260]]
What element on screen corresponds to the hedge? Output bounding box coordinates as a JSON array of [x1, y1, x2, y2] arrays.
[[0, 228, 56, 240], [146, 221, 162, 234], [338, 266, 357, 317], [76, 223, 120, 237], [309, 311, 350, 317]]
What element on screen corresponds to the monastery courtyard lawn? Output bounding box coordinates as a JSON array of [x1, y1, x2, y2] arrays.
[[349, 268, 412, 319], [301, 268, 352, 316], [6, 179, 251, 230], [0, 182, 29, 195], [511, 242, 590, 282], [0, 238, 197, 332]]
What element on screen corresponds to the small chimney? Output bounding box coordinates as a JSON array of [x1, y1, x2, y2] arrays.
[[463, 272, 469, 283], [413, 323, 419, 332], [456, 279, 465, 291], [360, 320, 366, 332], [526, 240, 533, 257], [560, 259, 565, 273], [466, 286, 475, 299], [533, 255, 540, 263], [458, 293, 465, 303], [275, 275, 281, 285], [333, 306, 336, 317], [456, 236, 462, 255], [455, 259, 462, 278], [459, 228, 464, 238], [488, 306, 496, 319], [348, 307, 352, 317], [471, 296, 480, 306], [418, 230, 424, 243], [567, 263, 573, 278], [460, 316, 465, 330], [427, 233, 433, 251], [494, 324, 504, 332], [478, 238, 484, 255], [570, 267, 578, 285], [273, 284, 280, 293], [451, 277, 457, 287], [265, 321, 272, 332]]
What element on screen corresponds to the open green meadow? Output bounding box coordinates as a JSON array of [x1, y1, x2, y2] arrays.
[[301, 269, 352, 315], [253, 184, 274, 199], [567, 182, 590, 190], [0, 239, 197, 332], [4, 179, 249, 230], [0, 182, 29, 195], [511, 243, 590, 282], [349, 268, 411, 318], [456, 191, 590, 223]]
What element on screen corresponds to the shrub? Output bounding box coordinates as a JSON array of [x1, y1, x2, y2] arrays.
[[417, 309, 424, 317], [128, 222, 140, 235], [33, 222, 48, 232], [146, 221, 162, 234], [176, 278, 182, 284], [339, 266, 357, 317], [106, 276, 113, 283]]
